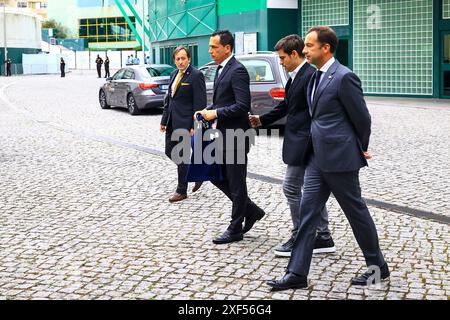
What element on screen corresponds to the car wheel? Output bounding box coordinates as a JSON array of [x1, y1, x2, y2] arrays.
[[99, 90, 110, 109], [127, 93, 140, 115]]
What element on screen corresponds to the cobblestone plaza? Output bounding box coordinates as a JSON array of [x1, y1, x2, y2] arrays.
[[0, 71, 448, 300]]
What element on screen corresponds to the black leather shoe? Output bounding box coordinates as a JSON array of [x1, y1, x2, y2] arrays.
[[266, 272, 308, 291], [192, 181, 203, 193], [168, 193, 187, 203], [243, 208, 265, 234], [212, 230, 243, 244], [351, 263, 390, 286]]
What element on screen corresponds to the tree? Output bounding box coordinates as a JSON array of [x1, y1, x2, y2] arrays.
[[42, 19, 70, 39]]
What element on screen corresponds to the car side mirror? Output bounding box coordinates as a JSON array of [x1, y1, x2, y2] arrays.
[[106, 77, 113, 81]]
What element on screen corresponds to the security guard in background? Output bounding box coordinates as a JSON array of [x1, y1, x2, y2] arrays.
[[60, 58, 66, 77], [95, 55, 103, 78], [104, 55, 110, 78], [4, 58, 12, 77]]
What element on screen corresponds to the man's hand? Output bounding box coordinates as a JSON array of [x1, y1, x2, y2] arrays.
[[190, 128, 194, 136], [193, 110, 202, 120], [363, 151, 372, 160], [201, 109, 217, 121], [159, 124, 166, 133], [249, 115, 262, 128]]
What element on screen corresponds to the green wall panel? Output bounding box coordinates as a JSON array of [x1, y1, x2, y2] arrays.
[[219, 10, 269, 51], [0, 48, 40, 75], [149, 0, 215, 17], [1, 48, 40, 65], [301, 0, 349, 35], [444, 0, 450, 19], [353, 0, 433, 95], [267, 9, 298, 50], [187, 5, 217, 36], [218, 0, 266, 16], [152, 35, 211, 67], [148, 0, 216, 41]]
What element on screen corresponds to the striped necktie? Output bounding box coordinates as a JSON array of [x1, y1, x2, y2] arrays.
[[172, 71, 184, 97]]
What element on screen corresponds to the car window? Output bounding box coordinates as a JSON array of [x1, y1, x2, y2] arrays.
[[112, 69, 126, 80], [240, 59, 275, 82], [145, 66, 175, 77], [200, 66, 217, 82], [123, 69, 135, 80]]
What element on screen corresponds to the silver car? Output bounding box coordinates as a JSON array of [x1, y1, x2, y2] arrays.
[[199, 52, 289, 126], [99, 64, 175, 115]]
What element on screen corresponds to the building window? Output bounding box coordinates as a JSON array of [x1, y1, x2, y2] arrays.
[[160, 44, 199, 67], [78, 16, 136, 43], [444, 0, 450, 19], [301, 0, 349, 34], [17, 1, 28, 8], [353, 0, 433, 95]]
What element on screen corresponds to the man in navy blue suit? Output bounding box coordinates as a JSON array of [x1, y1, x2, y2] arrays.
[[267, 26, 389, 291], [249, 35, 336, 258], [199, 30, 265, 244], [161, 46, 206, 203]]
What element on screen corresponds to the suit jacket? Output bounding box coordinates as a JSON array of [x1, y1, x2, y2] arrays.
[[305, 60, 371, 172], [206, 56, 251, 151], [161, 65, 207, 131], [260, 62, 315, 166]]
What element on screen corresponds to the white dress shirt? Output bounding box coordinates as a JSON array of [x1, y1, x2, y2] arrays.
[[289, 59, 307, 82], [217, 54, 234, 77], [171, 64, 190, 94]]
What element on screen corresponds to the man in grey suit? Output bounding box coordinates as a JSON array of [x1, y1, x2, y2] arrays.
[[267, 26, 389, 291]]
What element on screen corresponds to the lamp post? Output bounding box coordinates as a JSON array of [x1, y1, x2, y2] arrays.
[[142, 0, 146, 58], [3, 0, 7, 63]]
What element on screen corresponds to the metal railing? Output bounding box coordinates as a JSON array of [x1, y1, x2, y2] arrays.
[[1, 64, 23, 76]]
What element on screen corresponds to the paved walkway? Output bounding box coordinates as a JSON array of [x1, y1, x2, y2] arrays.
[[0, 72, 448, 300]]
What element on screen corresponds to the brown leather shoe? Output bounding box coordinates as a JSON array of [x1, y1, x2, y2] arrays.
[[168, 193, 187, 203], [192, 181, 203, 193]]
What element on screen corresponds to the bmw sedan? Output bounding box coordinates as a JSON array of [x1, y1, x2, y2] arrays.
[[99, 64, 175, 115]]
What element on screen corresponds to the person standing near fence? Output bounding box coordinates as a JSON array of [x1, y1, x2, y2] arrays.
[[104, 55, 110, 78], [60, 58, 65, 77], [95, 55, 103, 78], [4, 57, 12, 77]]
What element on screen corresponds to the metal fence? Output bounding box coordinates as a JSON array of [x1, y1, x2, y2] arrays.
[[1, 64, 23, 76]]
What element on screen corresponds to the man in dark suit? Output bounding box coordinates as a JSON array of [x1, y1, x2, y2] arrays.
[[160, 46, 206, 203], [267, 26, 389, 291], [95, 55, 103, 78], [199, 30, 265, 244], [60, 58, 66, 77], [249, 35, 335, 258], [104, 55, 110, 78], [5, 58, 12, 77]]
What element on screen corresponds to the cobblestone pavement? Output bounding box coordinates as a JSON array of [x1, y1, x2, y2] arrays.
[[0, 72, 448, 300]]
